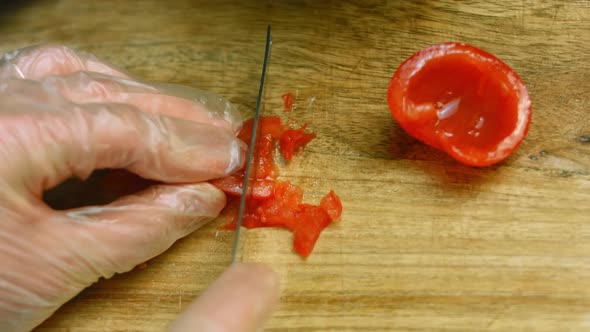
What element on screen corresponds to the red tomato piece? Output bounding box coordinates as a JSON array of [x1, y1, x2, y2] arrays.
[[220, 198, 265, 229], [257, 181, 304, 228], [241, 200, 266, 229], [259, 116, 285, 138], [210, 175, 274, 199], [320, 190, 342, 222], [387, 42, 531, 166], [282, 92, 294, 111], [279, 124, 317, 161], [238, 116, 284, 147], [254, 134, 278, 180], [292, 204, 332, 257], [216, 115, 342, 258]]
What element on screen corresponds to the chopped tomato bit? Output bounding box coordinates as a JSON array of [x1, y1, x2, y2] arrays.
[[210, 175, 274, 199], [292, 204, 332, 257], [238, 116, 284, 148], [279, 124, 317, 161], [282, 92, 294, 111], [255, 134, 278, 180], [320, 190, 343, 222], [214, 115, 341, 258]]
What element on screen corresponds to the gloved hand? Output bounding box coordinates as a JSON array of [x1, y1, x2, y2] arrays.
[[0, 44, 279, 331]]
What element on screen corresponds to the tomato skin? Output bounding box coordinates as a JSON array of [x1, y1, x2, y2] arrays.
[[292, 204, 332, 257], [210, 175, 274, 199], [387, 42, 531, 166], [257, 181, 304, 228], [279, 125, 317, 161], [282, 92, 294, 111], [255, 134, 279, 180], [238, 116, 284, 147], [320, 190, 342, 222]]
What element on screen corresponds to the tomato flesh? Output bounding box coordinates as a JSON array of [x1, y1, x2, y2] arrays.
[[209, 175, 274, 199], [279, 125, 317, 161], [320, 190, 343, 222], [213, 115, 340, 258], [292, 204, 332, 257], [238, 116, 284, 147], [282, 92, 294, 111], [388, 42, 531, 166], [255, 134, 279, 180]]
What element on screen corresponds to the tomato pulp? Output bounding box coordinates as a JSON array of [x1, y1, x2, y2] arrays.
[[213, 116, 342, 258], [282, 92, 294, 111], [387, 42, 531, 166]]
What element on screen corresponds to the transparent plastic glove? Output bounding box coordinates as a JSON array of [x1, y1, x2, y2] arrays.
[[0, 44, 278, 332]]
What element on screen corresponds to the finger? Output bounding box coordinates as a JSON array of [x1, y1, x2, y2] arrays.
[[167, 263, 280, 332], [42, 72, 241, 132], [51, 183, 226, 277], [0, 46, 243, 133], [0, 183, 226, 331], [0, 43, 131, 80], [0, 81, 246, 196]]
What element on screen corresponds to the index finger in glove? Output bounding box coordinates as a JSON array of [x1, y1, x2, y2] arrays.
[[1, 45, 243, 133], [0, 80, 246, 197], [42, 72, 242, 133], [0, 44, 131, 80]]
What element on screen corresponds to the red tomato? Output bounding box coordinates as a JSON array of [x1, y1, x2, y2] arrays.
[[282, 92, 294, 111], [279, 125, 317, 161], [292, 204, 332, 257], [254, 134, 278, 180], [320, 190, 342, 222], [257, 181, 304, 228], [387, 42, 531, 166]]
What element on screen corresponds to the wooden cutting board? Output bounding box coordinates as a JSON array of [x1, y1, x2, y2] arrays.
[[1, 1, 589, 331]]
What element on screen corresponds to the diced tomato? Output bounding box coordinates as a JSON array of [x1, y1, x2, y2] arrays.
[[292, 204, 332, 257], [210, 175, 274, 199], [282, 92, 294, 112], [220, 198, 265, 230], [238, 116, 284, 147], [320, 190, 342, 222], [241, 200, 265, 229], [254, 134, 278, 180], [260, 116, 284, 138], [257, 182, 304, 228], [214, 115, 341, 258], [387, 42, 531, 166], [279, 124, 317, 161]]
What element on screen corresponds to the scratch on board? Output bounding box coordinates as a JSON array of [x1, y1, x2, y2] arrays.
[[549, 4, 562, 33], [340, 230, 344, 291], [344, 56, 364, 81], [178, 290, 183, 310], [485, 304, 510, 330], [521, 0, 526, 28]]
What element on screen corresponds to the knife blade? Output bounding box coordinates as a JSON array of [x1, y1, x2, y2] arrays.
[[231, 25, 272, 264]]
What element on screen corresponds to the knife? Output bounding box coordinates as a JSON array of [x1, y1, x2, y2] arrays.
[[231, 25, 272, 264]]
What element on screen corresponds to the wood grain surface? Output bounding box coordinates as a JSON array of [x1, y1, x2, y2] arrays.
[[1, 1, 590, 331]]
